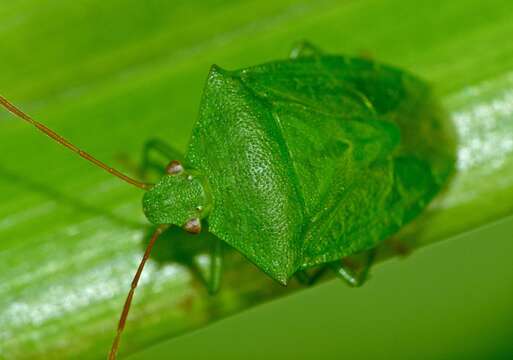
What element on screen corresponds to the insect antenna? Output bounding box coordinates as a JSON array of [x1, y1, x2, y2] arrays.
[[109, 224, 170, 360], [0, 95, 151, 190]]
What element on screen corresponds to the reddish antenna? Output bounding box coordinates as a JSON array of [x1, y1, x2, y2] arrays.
[[0, 95, 151, 190], [109, 224, 170, 360]]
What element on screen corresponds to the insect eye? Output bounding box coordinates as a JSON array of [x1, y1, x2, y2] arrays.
[[166, 160, 184, 175], [184, 218, 201, 234]]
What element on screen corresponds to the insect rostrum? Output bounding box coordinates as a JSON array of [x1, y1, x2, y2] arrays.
[[0, 42, 456, 359]]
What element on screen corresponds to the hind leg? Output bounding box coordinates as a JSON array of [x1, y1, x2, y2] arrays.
[[330, 249, 376, 287], [289, 40, 323, 59]]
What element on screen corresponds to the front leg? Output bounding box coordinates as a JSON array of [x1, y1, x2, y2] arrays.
[[140, 138, 183, 179], [205, 236, 224, 294]]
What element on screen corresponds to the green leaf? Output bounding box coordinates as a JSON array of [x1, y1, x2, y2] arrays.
[[1, 0, 513, 359]]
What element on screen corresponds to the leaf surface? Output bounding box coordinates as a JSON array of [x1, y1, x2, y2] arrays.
[[1, 0, 513, 359]]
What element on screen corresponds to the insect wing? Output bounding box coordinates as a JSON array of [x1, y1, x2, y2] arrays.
[[238, 56, 456, 268]]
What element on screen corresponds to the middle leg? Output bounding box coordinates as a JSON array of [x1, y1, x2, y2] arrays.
[[295, 266, 329, 286]]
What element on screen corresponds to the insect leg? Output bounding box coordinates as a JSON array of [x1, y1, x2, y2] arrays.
[[330, 249, 377, 287], [295, 266, 329, 286], [289, 40, 323, 59], [386, 237, 413, 256], [205, 236, 224, 294], [140, 138, 183, 178]]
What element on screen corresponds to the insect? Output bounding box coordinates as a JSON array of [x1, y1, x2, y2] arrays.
[[0, 42, 456, 359]]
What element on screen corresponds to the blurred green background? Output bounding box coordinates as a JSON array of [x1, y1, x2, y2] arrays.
[[129, 216, 513, 360], [1, 0, 513, 359]]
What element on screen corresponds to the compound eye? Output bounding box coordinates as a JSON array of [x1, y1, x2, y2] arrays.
[[184, 218, 201, 234], [166, 160, 184, 175]]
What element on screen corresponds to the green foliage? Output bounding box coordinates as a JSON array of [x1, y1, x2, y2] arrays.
[[1, 1, 513, 359]]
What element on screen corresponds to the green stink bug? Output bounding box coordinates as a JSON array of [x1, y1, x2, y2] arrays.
[[0, 42, 456, 359]]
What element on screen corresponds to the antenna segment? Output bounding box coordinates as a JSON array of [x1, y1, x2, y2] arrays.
[[109, 224, 170, 360], [0, 95, 151, 190]]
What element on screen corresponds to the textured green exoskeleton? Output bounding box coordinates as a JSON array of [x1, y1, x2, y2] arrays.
[[143, 43, 456, 285], [0, 42, 456, 359]]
